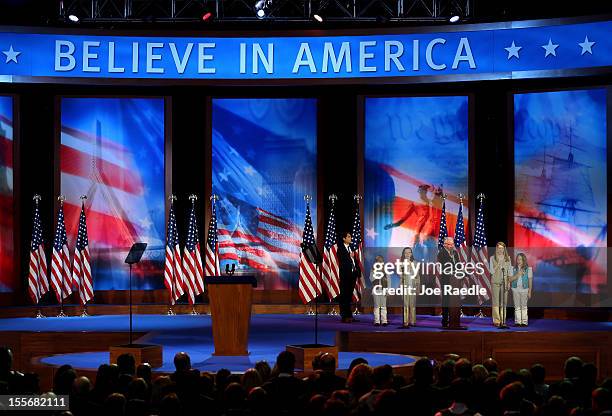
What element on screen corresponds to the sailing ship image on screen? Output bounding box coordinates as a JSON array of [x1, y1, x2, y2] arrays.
[[514, 89, 607, 295]]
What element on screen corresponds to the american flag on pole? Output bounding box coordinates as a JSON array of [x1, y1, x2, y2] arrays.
[[298, 199, 321, 304], [164, 199, 185, 304], [454, 198, 470, 296], [351, 197, 365, 303], [434, 197, 449, 290], [472, 195, 492, 304], [27, 196, 49, 304], [72, 200, 93, 305], [51, 199, 72, 302], [321, 197, 340, 300], [437, 198, 448, 249], [205, 196, 221, 277], [182, 197, 205, 305]]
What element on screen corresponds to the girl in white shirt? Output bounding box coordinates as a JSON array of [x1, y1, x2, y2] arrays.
[[508, 252, 533, 327], [369, 255, 389, 326]]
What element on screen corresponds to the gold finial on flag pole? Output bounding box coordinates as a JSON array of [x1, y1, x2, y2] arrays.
[[33, 194, 41, 203], [57, 195, 65, 204], [477, 193, 485, 202], [353, 194, 362, 202], [189, 194, 198, 203], [169, 194, 177, 202], [304, 194, 311, 202]]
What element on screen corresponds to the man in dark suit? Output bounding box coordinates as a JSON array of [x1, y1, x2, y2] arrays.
[[437, 237, 465, 329], [337, 231, 361, 323]]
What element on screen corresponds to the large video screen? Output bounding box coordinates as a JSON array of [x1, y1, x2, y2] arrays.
[[514, 89, 607, 295], [60, 98, 166, 290], [212, 98, 317, 290], [364, 96, 469, 263], [0, 96, 14, 293]]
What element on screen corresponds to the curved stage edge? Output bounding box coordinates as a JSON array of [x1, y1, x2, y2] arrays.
[[0, 314, 610, 392]]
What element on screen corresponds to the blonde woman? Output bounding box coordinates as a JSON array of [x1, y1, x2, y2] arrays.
[[369, 255, 389, 326], [489, 242, 513, 327], [508, 253, 533, 326], [400, 247, 420, 328]]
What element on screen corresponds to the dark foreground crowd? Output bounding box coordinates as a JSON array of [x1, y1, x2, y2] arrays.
[[1, 346, 611, 416]]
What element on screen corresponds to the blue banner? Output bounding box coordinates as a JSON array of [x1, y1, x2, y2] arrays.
[[0, 18, 611, 82]]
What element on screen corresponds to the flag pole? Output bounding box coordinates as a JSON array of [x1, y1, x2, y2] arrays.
[[458, 193, 466, 318], [33, 194, 46, 319], [189, 194, 200, 316], [203, 193, 219, 317], [57, 195, 67, 318], [353, 194, 362, 317], [79, 195, 91, 317], [327, 194, 339, 317], [475, 193, 486, 318], [167, 194, 177, 316], [436, 192, 447, 317]]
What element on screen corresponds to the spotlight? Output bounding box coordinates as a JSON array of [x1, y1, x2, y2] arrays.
[[202, 12, 213, 21], [254, 0, 269, 19], [313, 14, 323, 22], [68, 14, 79, 23], [449, 15, 460, 23]]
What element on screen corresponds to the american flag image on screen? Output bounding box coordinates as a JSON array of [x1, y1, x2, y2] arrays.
[[60, 98, 165, 290], [212, 99, 316, 290], [0, 96, 15, 293]]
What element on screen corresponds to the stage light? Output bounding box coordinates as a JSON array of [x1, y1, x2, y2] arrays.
[[449, 15, 460, 23], [68, 14, 79, 23], [313, 14, 323, 22], [202, 12, 213, 21], [254, 0, 270, 19]]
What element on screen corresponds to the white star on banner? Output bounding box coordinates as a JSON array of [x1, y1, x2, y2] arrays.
[[244, 166, 255, 176], [219, 170, 229, 182], [138, 217, 153, 229], [2, 45, 20, 64], [504, 41, 522, 60], [542, 38, 559, 58], [365, 227, 379, 240], [578, 36, 595, 55]]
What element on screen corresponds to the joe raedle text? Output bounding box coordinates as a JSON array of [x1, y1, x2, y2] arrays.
[[372, 284, 489, 297]]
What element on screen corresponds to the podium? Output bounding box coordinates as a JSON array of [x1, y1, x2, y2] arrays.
[[205, 276, 257, 356]]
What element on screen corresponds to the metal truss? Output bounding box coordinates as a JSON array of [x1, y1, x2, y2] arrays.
[[59, 0, 474, 22]]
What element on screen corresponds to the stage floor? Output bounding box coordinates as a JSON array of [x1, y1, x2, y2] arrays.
[[1, 314, 610, 374], [0, 313, 610, 333]]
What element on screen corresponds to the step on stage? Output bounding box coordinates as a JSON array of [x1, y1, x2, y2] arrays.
[[1, 314, 610, 390]]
